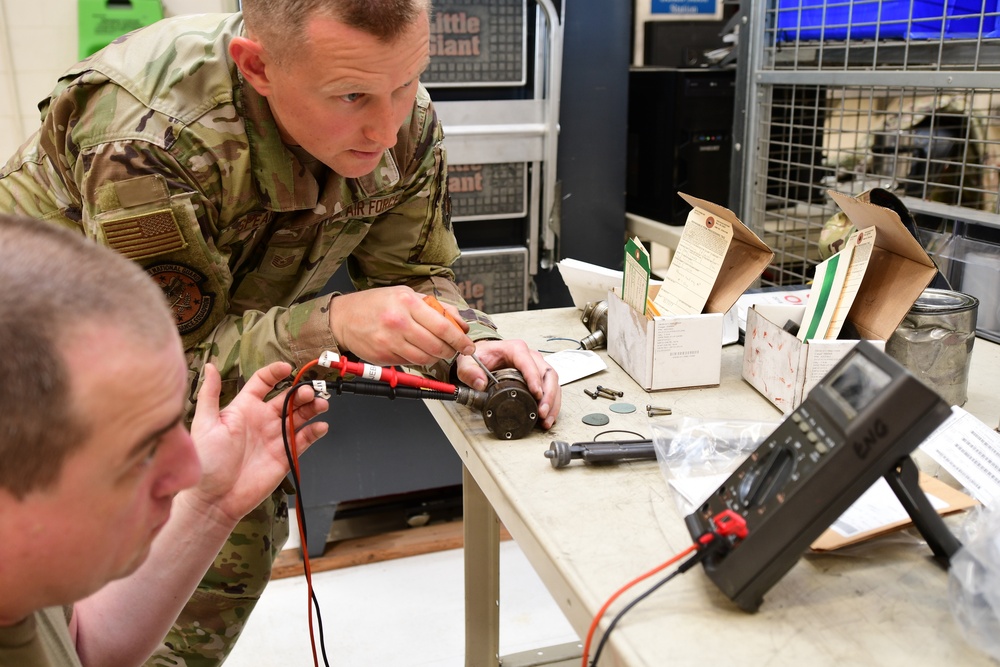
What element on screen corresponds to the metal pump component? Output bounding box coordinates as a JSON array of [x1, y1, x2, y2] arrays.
[[580, 300, 609, 350], [314, 349, 538, 440], [545, 438, 656, 468], [454, 386, 489, 411], [455, 369, 538, 440]]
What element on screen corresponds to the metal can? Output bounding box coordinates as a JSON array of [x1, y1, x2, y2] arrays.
[[886, 288, 979, 407]]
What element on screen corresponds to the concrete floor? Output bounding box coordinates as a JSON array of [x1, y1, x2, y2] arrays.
[[225, 535, 580, 667]]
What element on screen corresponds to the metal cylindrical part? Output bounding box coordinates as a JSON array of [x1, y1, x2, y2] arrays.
[[454, 386, 488, 411], [886, 288, 978, 407], [545, 439, 655, 468], [580, 328, 606, 351], [545, 440, 579, 468], [580, 441, 656, 463], [580, 300, 609, 350], [482, 369, 538, 440]]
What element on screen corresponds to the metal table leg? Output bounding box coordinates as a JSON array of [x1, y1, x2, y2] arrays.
[[463, 465, 501, 667]]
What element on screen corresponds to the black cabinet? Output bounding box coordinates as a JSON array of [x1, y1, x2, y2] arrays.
[[626, 67, 736, 224]]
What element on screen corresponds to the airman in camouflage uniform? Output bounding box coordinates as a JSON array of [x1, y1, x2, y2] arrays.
[[0, 4, 561, 666]]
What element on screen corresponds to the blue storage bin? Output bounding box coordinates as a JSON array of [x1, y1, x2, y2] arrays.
[[775, 0, 997, 42]]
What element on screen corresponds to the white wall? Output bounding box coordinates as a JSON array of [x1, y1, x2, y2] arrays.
[[0, 0, 78, 160], [0, 0, 237, 161]]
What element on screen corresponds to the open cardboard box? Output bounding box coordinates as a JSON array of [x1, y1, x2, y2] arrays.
[[742, 190, 939, 413], [609, 194, 773, 391]]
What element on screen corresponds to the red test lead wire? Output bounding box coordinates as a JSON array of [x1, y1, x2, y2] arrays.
[[580, 544, 697, 667], [580, 510, 748, 667], [285, 352, 461, 666], [317, 350, 456, 393], [286, 359, 323, 667]]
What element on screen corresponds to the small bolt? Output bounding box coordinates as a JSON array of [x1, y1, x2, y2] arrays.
[[646, 405, 672, 417], [596, 385, 624, 397], [584, 389, 600, 400]]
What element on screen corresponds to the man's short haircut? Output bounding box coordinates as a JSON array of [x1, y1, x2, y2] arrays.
[[241, 0, 432, 61], [0, 215, 177, 498]]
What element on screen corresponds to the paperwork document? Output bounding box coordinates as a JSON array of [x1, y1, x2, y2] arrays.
[[733, 288, 811, 333], [823, 226, 875, 340], [543, 349, 607, 386], [920, 406, 1000, 508], [556, 258, 663, 309], [653, 205, 734, 316], [622, 237, 652, 315], [811, 474, 975, 551], [798, 226, 874, 341]]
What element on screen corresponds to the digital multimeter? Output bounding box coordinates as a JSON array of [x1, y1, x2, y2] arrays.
[[685, 340, 957, 612]]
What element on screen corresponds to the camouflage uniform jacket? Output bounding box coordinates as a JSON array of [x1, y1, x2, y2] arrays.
[[0, 12, 498, 408]]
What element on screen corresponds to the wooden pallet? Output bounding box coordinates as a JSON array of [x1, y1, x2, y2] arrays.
[[273, 520, 511, 580]]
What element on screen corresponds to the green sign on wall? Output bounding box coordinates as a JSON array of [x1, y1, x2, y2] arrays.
[[78, 0, 163, 60]]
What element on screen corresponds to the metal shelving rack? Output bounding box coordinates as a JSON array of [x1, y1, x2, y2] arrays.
[[431, 0, 563, 311], [733, 1, 1000, 338]]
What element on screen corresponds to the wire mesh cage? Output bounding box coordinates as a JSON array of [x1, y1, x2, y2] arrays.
[[744, 0, 1000, 296]]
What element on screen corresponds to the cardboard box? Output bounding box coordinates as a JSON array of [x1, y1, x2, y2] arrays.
[[608, 288, 724, 390], [609, 194, 773, 391], [743, 305, 887, 413], [742, 190, 938, 413]]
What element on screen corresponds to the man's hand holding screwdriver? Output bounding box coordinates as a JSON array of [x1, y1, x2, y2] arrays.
[[326, 285, 561, 429], [422, 294, 561, 430], [423, 295, 499, 388]]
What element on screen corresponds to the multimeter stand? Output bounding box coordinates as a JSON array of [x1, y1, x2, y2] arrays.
[[885, 455, 962, 566]]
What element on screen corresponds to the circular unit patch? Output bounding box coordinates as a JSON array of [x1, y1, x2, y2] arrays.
[[147, 262, 214, 334]]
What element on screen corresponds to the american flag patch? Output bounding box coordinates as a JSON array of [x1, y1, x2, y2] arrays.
[[102, 209, 187, 260]]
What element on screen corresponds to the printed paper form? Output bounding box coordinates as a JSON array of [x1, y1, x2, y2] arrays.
[[827, 477, 947, 538], [733, 288, 811, 332], [823, 226, 876, 340], [797, 241, 853, 341], [811, 472, 975, 551], [652, 205, 734, 316], [543, 349, 608, 386], [622, 236, 651, 315], [920, 406, 1000, 508]]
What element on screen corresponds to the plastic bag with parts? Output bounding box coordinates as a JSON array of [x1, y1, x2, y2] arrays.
[[651, 417, 778, 516], [949, 506, 1000, 660]]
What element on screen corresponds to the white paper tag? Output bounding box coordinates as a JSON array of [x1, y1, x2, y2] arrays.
[[543, 349, 608, 386]]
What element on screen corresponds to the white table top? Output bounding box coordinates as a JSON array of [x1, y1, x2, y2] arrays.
[[426, 307, 1000, 666]]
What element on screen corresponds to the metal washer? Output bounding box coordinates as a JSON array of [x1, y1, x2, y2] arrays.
[[609, 403, 636, 414], [582, 413, 610, 426]]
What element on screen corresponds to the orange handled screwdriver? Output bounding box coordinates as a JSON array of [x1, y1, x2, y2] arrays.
[[423, 295, 498, 387]]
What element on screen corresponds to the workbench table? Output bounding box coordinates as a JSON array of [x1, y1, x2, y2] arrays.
[[424, 307, 1000, 667]]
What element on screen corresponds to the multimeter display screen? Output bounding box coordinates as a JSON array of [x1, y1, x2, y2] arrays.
[[825, 352, 893, 419]]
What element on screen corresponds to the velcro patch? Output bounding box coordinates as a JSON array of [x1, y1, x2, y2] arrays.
[[103, 209, 187, 260], [356, 151, 401, 197]]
